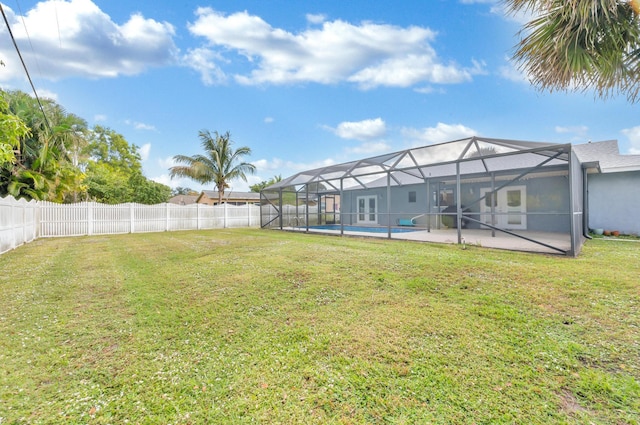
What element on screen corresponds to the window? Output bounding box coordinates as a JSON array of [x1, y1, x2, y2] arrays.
[[507, 190, 521, 207], [408, 191, 416, 203]]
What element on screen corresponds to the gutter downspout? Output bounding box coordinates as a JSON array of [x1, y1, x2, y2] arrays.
[[581, 161, 601, 240], [583, 166, 591, 240]]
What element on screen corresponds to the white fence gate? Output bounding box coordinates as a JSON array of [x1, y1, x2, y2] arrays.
[[0, 195, 260, 255]]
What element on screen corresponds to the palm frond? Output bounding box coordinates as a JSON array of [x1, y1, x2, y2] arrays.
[[508, 0, 640, 102]]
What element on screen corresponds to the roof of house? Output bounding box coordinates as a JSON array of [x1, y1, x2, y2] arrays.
[[168, 194, 198, 205], [198, 191, 261, 202], [573, 140, 640, 173]]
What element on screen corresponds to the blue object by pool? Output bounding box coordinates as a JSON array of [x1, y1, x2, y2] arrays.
[[306, 225, 419, 233], [398, 219, 415, 226]]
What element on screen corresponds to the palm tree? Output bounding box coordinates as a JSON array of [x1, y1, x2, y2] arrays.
[[505, 0, 640, 102], [169, 130, 256, 204]]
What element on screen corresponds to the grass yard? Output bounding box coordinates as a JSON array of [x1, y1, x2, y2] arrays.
[[0, 229, 639, 424]]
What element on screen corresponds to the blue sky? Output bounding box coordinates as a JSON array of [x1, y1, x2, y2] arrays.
[[1, 0, 639, 192]]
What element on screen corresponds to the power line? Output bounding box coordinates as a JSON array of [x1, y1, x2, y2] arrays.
[[54, 0, 62, 48], [13, 0, 46, 78], [0, 2, 51, 132]]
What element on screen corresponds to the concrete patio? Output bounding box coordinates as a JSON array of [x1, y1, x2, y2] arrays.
[[285, 226, 574, 255]]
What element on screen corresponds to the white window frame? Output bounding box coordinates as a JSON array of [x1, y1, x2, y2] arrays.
[[357, 195, 378, 224]]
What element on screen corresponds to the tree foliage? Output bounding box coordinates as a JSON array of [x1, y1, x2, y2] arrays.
[[170, 130, 256, 204], [129, 173, 172, 204], [506, 0, 640, 102], [1, 90, 86, 201], [0, 96, 30, 166], [250, 174, 282, 192], [0, 89, 170, 203], [84, 126, 170, 204], [171, 187, 197, 196]]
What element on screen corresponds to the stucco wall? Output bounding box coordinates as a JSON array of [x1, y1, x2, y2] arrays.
[[588, 171, 640, 235]]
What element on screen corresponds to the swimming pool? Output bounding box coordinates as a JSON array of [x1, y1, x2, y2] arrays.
[[305, 224, 420, 233]]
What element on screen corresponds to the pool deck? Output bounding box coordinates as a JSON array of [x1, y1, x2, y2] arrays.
[[284, 226, 574, 255]]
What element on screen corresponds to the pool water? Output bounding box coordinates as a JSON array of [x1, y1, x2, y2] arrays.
[[305, 224, 420, 233]]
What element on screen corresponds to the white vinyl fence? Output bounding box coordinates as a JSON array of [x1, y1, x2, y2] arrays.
[[0, 196, 38, 255], [0, 195, 260, 254]]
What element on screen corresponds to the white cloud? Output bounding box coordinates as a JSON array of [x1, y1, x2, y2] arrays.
[[139, 143, 151, 161], [345, 141, 391, 155], [401, 122, 478, 145], [264, 117, 274, 124], [306, 14, 327, 24], [182, 47, 228, 85], [621, 126, 640, 154], [0, 0, 178, 82], [94, 114, 108, 122], [125, 120, 156, 131], [253, 157, 337, 173], [135, 123, 156, 131], [414, 86, 435, 94], [555, 125, 589, 137], [37, 89, 58, 101], [187, 8, 482, 89], [463, 0, 534, 25], [333, 118, 387, 141], [348, 56, 479, 89], [138, 122, 156, 131], [252, 158, 283, 172], [499, 56, 528, 83], [158, 156, 178, 169], [494, 3, 537, 25]]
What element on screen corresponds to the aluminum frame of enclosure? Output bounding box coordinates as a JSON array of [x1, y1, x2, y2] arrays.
[[260, 136, 586, 256]]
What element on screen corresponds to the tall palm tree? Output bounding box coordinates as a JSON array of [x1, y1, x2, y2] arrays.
[[505, 0, 640, 102], [169, 130, 256, 204]]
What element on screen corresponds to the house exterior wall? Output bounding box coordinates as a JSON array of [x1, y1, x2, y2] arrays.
[[197, 194, 216, 205], [339, 173, 571, 232], [459, 176, 571, 233], [588, 170, 640, 236]]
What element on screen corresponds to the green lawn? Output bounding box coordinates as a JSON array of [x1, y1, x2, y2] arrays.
[[1, 229, 638, 424]]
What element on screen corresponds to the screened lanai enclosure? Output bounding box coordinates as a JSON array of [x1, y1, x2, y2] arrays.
[[260, 137, 590, 256]]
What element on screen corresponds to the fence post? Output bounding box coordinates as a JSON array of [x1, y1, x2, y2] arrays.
[[248, 203, 251, 227], [197, 203, 201, 230], [87, 202, 94, 235], [13, 200, 19, 250], [35, 200, 41, 238], [130, 203, 135, 233], [166, 203, 170, 232], [22, 200, 26, 245], [224, 202, 228, 228], [11, 200, 16, 251]]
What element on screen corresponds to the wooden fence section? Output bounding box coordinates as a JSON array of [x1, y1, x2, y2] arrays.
[[0, 196, 39, 254], [0, 195, 260, 254]]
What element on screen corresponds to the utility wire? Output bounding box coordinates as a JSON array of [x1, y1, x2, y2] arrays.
[[13, 0, 46, 78], [0, 2, 52, 133], [53, 0, 62, 48]]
